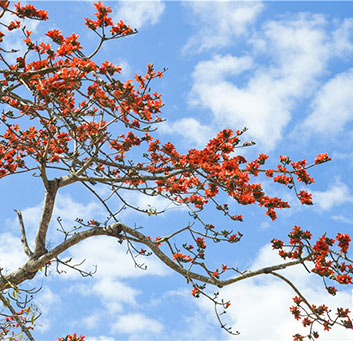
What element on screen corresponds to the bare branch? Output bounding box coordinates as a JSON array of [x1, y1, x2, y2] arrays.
[[14, 210, 33, 258]]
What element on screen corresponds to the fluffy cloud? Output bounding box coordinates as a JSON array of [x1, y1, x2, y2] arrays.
[[113, 0, 165, 30], [34, 286, 61, 333], [85, 337, 115, 341], [311, 179, 353, 211], [303, 69, 353, 135], [184, 14, 353, 151], [159, 118, 215, 148], [111, 313, 163, 337], [88, 278, 141, 314], [81, 312, 102, 330], [66, 237, 169, 326], [332, 215, 353, 224], [183, 1, 263, 54], [0, 232, 27, 274], [36, 286, 61, 313]]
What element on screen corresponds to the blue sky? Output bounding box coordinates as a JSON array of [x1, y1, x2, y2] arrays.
[[2, 0, 353, 340]]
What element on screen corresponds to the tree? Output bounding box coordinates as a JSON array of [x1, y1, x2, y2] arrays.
[[0, 1, 352, 340]]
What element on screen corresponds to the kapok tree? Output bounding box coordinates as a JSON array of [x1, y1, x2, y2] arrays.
[[0, 2, 352, 340]]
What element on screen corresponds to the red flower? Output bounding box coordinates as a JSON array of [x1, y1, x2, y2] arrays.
[[229, 234, 238, 242], [297, 190, 313, 205], [195, 237, 206, 249], [271, 238, 284, 249], [173, 253, 192, 262], [293, 334, 304, 341], [290, 306, 301, 320], [336, 233, 351, 253], [315, 153, 331, 164], [292, 296, 303, 305], [46, 29, 64, 44], [191, 287, 199, 297]]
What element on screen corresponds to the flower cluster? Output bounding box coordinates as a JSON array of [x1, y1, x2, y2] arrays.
[[58, 334, 85, 341], [272, 228, 353, 339], [14, 3, 48, 20], [84, 1, 133, 36], [173, 253, 192, 262]]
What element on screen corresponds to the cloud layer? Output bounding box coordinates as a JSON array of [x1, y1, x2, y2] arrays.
[[167, 13, 353, 151], [183, 1, 263, 54]]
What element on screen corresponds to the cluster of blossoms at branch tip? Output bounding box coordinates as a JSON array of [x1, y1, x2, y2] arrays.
[[191, 287, 200, 297], [0, 1, 47, 42], [314, 153, 331, 164], [173, 252, 192, 262], [58, 333, 85, 341], [290, 295, 353, 340], [84, 1, 133, 36], [14, 2, 48, 20], [272, 227, 353, 339], [271, 226, 353, 285]]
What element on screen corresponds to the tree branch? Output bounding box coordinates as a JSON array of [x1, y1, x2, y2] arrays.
[[118, 222, 306, 287], [14, 210, 33, 258], [2, 222, 305, 293], [33, 180, 59, 256]]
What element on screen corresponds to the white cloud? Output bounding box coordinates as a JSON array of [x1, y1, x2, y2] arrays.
[[159, 118, 215, 148], [64, 236, 170, 322], [0, 232, 27, 274], [70, 277, 141, 315], [82, 312, 102, 330], [311, 179, 353, 211], [34, 286, 61, 333], [86, 337, 115, 341], [189, 54, 292, 151], [332, 18, 353, 56], [36, 286, 61, 314], [302, 69, 353, 135], [92, 278, 141, 312], [185, 14, 353, 151], [169, 310, 220, 340], [222, 280, 352, 340], [111, 312, 163, 335], [118, 59, 132, 78], [183, 1, 263, 54], [332, 215, 353, 224], [114, 0, 165, 30], [249, 244, 314, 285]]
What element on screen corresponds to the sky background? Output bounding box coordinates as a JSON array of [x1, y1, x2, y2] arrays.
[[1, 0, 353, 340]]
